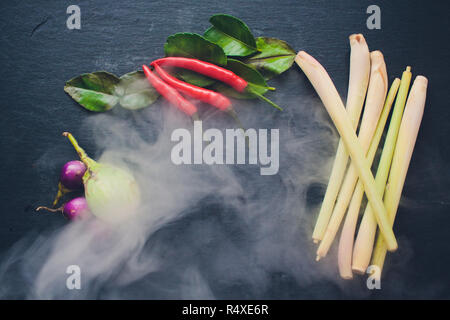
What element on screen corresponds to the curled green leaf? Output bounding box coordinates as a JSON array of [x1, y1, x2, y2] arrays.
[[116, 71, 160, 110], [204, 14, 258, 57], [164, 32, 227, 66], [245, 37, 296, 80], [64, 72, 120, 112]]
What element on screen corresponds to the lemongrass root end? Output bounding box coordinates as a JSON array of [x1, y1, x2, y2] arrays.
[[340, 274, 353, 280], [349, 33, 366, 45], [415, 75, 428, 86], [295, 51, 321, 67], [351, 266, 366, 275], [370, 50, 384, 60]]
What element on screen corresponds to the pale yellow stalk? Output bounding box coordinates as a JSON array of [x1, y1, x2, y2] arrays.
[[352, 67, 412, 274], [312, 34, 370, 243], [295, 51, 398, 251], [317, 51, 388, 261], [371, 76, 428, 279], [337, 78, 400, 279]]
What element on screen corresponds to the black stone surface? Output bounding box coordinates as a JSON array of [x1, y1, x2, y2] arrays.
[[0, 0, 449, 299]]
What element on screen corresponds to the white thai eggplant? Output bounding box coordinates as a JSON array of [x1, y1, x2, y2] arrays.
[[63, 132, 141, 224]]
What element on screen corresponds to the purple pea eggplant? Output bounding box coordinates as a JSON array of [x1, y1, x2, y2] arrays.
[[53, 160, 87, 206], [37, 197, 90, 220]]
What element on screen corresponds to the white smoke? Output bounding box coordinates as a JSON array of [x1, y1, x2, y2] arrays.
[[0, 89, 358, 299]]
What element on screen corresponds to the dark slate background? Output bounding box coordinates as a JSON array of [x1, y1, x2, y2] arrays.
[[0, 0, 449, 299]]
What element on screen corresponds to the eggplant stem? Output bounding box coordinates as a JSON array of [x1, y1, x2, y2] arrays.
[[62, 132, 95, 168], [36, 206, 62, 213], [52, 182, 72, 207]]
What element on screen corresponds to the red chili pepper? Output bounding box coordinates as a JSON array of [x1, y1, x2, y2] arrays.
[[152, 63, 232, 111], [151, 57, 248, 93], [142, 65, 198, 119]]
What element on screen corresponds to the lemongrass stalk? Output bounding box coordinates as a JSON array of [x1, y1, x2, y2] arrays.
[[337, 78, 400, 279], [352, 67, 412, 273], [370, 76, 428, 279], [295, 51, 397, 251], [317, 51, 388, 261], [312, 34, 370, 243]]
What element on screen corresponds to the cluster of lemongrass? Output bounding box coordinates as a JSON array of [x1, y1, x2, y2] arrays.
[[295, 34, 428, 280]]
